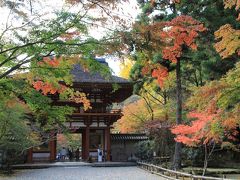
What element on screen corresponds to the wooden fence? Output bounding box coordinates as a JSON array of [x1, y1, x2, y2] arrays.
[[137, 161, 233, 180]]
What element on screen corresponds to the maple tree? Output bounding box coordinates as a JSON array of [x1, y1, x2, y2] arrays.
[[0, 0, 121, 166], [171, 61, 240, 174], [215, 24, 240, 58], [151, 66, 169, 88], [115, 94, 173, 133], [115, 99, 150, 133], [0, 7, 101, 112], [0, 0, 121, 129], [28, 56, 92, 110], [174, 0, 239, 86], [171, 111, 217, 175], [118, 7, 207, 167], [144, 15, 206, 169], [223, 0, 240, 19]]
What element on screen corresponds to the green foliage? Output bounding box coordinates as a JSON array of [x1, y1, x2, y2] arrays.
[[179, 0, 239, 32], [141, 2, 153, 15], [57, 133, 81, 152], [23, 88, 74, 129], [182, 147, 204, 166], [210, 121, 224, 136], [135, 140, 154, 160], [81, 58, 112, 79], [217, 62, 240, 109], [0, 89, 38, 154]]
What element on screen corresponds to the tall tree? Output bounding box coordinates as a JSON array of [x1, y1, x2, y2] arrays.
[[0, 0, 125, 162], [147, 15, 206, 169]]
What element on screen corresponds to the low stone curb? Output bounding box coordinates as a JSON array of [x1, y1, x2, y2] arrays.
[[12, 162, 137, 169], [12, 162, 91, 169], [91, 162, 137, 167]]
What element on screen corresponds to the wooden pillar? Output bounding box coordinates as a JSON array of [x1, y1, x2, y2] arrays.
[[54, 139, 57, 160], [27, 148, 33, 163], [85, 125, 90, 161], [83, 116, 91, 161], [49, 132, 56, 162], [82, 129, 86, 160], [105, 126, 111, 161]]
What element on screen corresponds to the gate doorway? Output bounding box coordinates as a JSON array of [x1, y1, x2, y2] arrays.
[[56, 133, 82, 161]]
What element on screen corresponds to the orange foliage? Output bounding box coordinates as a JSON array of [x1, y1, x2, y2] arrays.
[[33, 81, 91, 110], [171, 111, 218, 146], [142, 63, 168, 87], [33, 81, 66, 95], [38, 57, 62, 67], [173, 66, 240, 147], [152, 66, 168, 87], [69, 91, 91, 111], [141, 16, 205, 88], [156, 15, 206, 63], [186, 81, 227, 113], [223, 116, 237, 130], [137, 15, 205, 64], [141, 64, 153, 75], [147, 15, 205, 63]]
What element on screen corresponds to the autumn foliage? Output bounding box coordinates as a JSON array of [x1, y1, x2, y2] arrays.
[[40, 57, 61, 67], [33, 81, 66, 95], [215, 24, 240, 58], [69, 91, 91, 111], [32, 56, 92, 110], [171, 62, 240, 148], [140, 15, 206, 88], [171, 111, 218, 146], [115, 99, 149, 133], [223, 0, 240, 20], [152, 66, 168, 87], [149, 15, 206, 63], [214, 0, 240, 58]]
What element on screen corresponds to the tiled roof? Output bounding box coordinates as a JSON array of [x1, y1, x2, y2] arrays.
[[71, 64, 130, 83], [111, 134, 148, 141]]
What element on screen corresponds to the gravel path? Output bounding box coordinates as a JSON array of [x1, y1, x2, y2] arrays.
[[0, 166, 165, 180]]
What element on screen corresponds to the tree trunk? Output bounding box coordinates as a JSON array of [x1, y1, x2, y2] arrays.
[[173, 59, 182, 170], [202, 144, 208, 176]]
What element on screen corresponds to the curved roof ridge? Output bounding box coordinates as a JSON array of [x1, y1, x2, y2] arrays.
[[72, 64, 131, 83]]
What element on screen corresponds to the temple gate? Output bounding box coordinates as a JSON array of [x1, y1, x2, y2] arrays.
[[27, 59, 132, 162]]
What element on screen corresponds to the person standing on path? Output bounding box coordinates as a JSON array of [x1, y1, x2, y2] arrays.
[[97, 145, 103, 162], [60, 147, 67, 160], [75, 148, 80, 161]]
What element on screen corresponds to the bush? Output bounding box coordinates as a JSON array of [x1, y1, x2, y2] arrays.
[[135, 140, 154, 161]]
